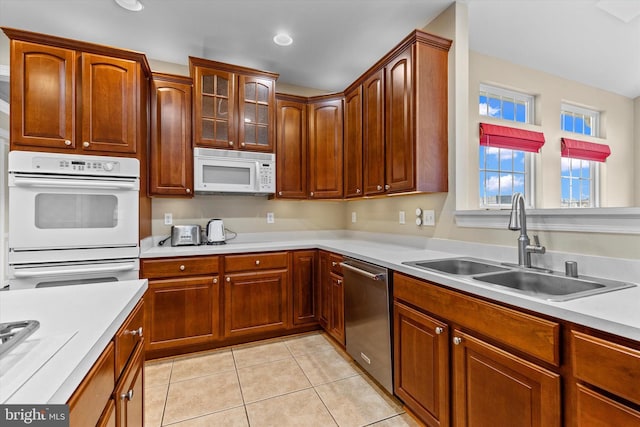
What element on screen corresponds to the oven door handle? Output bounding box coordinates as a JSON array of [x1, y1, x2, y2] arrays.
[[13, 263, 137, 278], [12, 176, 138, 190]]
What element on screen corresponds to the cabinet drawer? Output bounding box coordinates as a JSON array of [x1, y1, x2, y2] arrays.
[[224, 252, 288, 273], [68, 341, 115, 427], [571, 330, 640, 406], [329, 253, 343, 275], [394, 272, 560, 366], [576, 384, 640, 426], [141, 256, 219, 279], [115, 299, 144, 379]]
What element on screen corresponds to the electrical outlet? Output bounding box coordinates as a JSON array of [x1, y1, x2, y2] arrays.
[[164, 213, 173, 225], [399, 211, 406, 224], [423, 209, 435, 226], [267, 212, 275, 224], [351, 212, 357, 223]]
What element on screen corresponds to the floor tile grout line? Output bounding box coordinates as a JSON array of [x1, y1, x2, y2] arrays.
[[158, 403, 246, 427], [310, 385, 341, 427], [159, 359, 173, 427]]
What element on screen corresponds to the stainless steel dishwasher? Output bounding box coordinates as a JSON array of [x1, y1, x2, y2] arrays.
[[340, 257, 393, 393]]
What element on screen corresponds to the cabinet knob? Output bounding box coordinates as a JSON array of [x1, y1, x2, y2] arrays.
[[126, 327, 143, 337], [83, 141, 90, 148], [186, 188, 191, 194], [179, 265, 186, 271], [338, 279, 343, 284], [435, 327, 444, 335], [278, 191, 283, 196], [453, 337, 463, 345], [356, 188, 361, 194], [229, 141, 234, 146], [255, 260, 260, 265], [226, 277, 231, 282], [213, 278, 218, 284], [310, 192, 314, 197], [385, 184, 390, 190], [332, 262, 337, 267], [64, 140, 72, 146], [376, 185, 382, 191], [120, 389, 134, 401], [240, 142, 246, 148]]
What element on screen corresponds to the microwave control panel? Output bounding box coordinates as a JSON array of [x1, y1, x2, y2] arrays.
[[259, 163, 276, 192]]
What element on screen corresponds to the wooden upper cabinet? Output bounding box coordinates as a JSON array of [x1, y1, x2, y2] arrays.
[[385, 47, 414, 193], [343, 86, 363, 198], [5, 29, 147, 156], [10, 41, 76, 150], [276, 95, 308, 199], [308, 96, 344, 199], [80, 53, 138, 154], [362, 69, 385, 196], [150, 73, 193, 197], [191, 57, 278, 152]]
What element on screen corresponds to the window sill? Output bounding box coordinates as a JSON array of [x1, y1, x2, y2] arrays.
[[454, 208, 640, 234]]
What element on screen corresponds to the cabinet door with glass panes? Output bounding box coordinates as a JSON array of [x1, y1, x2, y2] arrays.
[[191, 58, 277, 153]]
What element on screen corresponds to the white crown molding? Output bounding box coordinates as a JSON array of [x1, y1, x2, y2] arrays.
[[455, 208, 640, 234]]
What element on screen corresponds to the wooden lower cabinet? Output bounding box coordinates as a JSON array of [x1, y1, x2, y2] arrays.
[[318, 251, 345, 345], [115, 343, 144, 427], [394, 302, 449, 427], [452, 330, 561, 427], [291, 250, 317, 326], [575, 384, 640, 426], [98, 400, 116, 427], [328, 272, 345, 345]]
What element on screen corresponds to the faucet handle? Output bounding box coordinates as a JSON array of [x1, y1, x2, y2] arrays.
[[533, 235, 541, 246], [530, 235, 546, 254]]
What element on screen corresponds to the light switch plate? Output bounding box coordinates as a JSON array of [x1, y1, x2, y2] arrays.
[[423, 210, 435, 226], [351, 212, 357, 223], [164, 213, 173, 225], [267, 212, 275, 223], [399, 211, 406, 224]]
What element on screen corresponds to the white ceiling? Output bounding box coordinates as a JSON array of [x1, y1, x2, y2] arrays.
[[0, 0, 638, 98]]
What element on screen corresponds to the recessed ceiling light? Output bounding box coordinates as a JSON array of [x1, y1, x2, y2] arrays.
[[273, 33, 293, 47], [115, 0, 144, 12]]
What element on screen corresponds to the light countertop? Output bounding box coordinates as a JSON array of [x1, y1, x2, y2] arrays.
[[141, 231, 640, 341], [0, 279, 148, 404]]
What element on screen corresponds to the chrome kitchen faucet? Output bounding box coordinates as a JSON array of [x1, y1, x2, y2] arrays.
[[508, 193, 546, 268]]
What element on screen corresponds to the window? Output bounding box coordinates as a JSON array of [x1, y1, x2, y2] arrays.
[[561, 103, 599, 137], [479, 85, 536, 208], [561, 157, 596, 208]]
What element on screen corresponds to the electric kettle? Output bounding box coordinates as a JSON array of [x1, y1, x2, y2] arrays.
[[206, 219, 226, 244]]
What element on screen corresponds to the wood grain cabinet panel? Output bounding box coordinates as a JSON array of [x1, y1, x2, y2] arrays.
[[394, 301, 449, 427], [571, 330, 640, 406], [343, 86, 363, 198], [150, 73, 193, 196], [576, 384, 640, 427], [114, 343, 144, 427], [115, 300, 144, 379], [291, 250, 317, 326], [10, 40, 76, 150], [308, 96, 344, 199], [452, 331, 561, 427], [317, 251, 344, 345], [141, 256, 220, 279], [224, 251, 288, 273], [363, 68, 386, 196], [328, 272, 345, 346], [275, 95, 308, 198]]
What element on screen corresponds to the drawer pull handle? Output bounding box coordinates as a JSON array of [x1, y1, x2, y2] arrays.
[[435, 327, 444, 335], [126, 327, 143, 337], [332, 262, 337, 267], [255, 260, 260, 265], [120, 389, 134, 401], [385, 184, 390, 190], [453, 337, 463, 345], [337, 279, 342, 285], [356, 188, 361, 194], [179, 265, 186, 271]]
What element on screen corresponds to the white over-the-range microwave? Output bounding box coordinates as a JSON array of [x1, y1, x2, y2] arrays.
[[193, 147, 276, 195]]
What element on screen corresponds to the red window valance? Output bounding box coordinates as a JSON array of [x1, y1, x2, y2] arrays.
[[479, 123, 545, 153], [561, 138, 611, 162]]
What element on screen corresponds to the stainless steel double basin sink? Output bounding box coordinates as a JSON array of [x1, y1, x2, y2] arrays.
[[402, 257, 635, 302]]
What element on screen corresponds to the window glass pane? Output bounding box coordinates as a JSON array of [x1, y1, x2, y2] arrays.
[[479, 95, 488, 116], [513, 173, 525, 194], [574, 116, 584, 134], [562, 113, 573, 132], [485, 147, 499, 170], [571, 159, 582, 176], [488, 97, 501, 118], [561, 157, 571, 176], [581, 181, 591, 203], [479, 146, 485, 165], [502, 99, 515, 121], [513, 151, 525, 172], [516, 103, 526, 122], [485, 172, 499, 197], [500, 149, 514, 170], [581, 162, 590, 179]]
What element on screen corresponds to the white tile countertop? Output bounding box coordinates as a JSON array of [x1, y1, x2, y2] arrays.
[[0, 279, 148, 404], [141, 230, 640, 341]]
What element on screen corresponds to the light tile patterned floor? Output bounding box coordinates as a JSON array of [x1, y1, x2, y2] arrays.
[[144, 332, 422, 427]]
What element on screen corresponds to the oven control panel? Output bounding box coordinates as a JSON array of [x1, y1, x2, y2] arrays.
[[8, 150, 140, 178]]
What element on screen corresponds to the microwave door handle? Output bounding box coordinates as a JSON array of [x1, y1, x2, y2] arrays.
[[12, 177, 138, 190], [13, 263, 137, 278]]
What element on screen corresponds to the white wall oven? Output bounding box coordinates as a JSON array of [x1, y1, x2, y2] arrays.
[[7, 151, 140, 289]]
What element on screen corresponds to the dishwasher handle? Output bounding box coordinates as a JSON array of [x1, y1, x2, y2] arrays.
[[339, 262, 386, 281]]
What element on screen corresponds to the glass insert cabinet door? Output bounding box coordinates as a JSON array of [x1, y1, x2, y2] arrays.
[[238, 75, 275, 152], [194, 67, 236, 148]]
